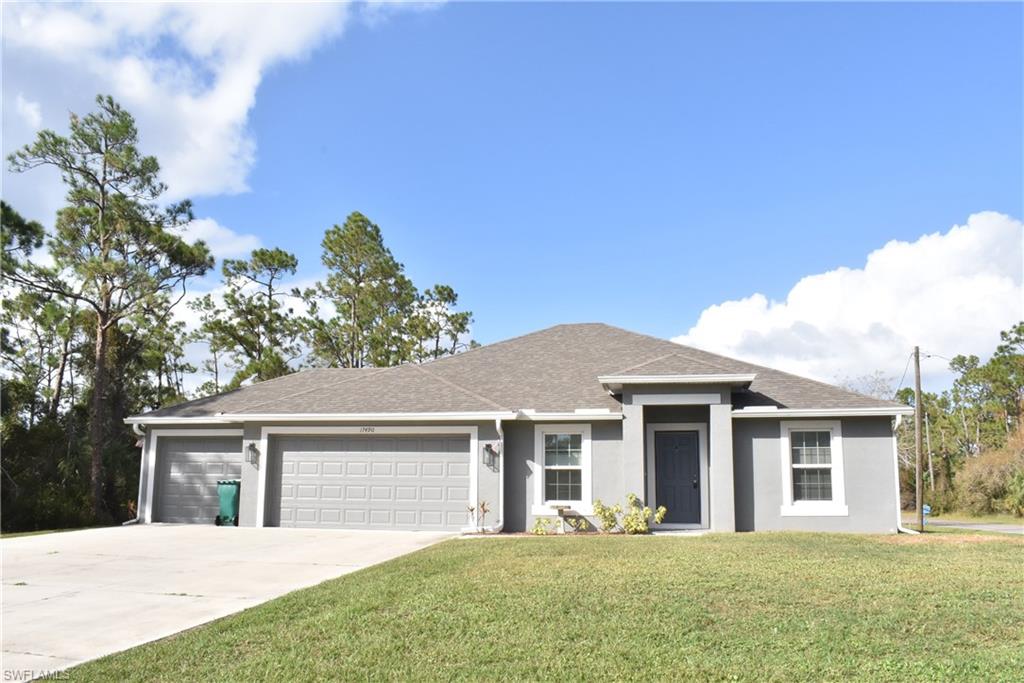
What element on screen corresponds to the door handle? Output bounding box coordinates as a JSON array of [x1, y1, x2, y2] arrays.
[[692, 479, 699, 489]]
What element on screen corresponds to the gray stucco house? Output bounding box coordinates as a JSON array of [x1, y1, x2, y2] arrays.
[[127, 323, 912, 533]]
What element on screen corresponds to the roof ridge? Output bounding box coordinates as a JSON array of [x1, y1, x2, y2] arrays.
[[410, 363, 510, 411], [416, 323, 598, 369], [649, 349, 736, 374], [610, 351, 682, 375], [236, 367, 385, 413]]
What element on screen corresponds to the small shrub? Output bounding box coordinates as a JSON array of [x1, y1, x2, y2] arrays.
[[564, 516, 589, 533], [620, 493, 668, 534], [531, 517, 553, 535], [592, 494, 666, 534], [591, 499, 622, 533]]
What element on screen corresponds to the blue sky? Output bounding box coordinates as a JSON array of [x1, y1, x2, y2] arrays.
[[203, 2, 1021, 341], [3, 1, 1022, 388]]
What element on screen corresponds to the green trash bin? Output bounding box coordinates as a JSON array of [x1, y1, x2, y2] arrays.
[[215, 480, 240, 527]]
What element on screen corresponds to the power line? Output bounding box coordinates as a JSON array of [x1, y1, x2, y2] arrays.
[[895, 351, 914, 394]]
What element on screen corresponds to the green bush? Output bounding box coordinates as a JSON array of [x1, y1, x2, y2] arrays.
[[530, 517, 554, 535], [591, 499, 622, 532], [1003, 470, 1024, 517], [955, 443, 1024, 516], [591, 494, 666, 534]]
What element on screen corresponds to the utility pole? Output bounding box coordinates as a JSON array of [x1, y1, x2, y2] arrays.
[[914, 346, 924, 532]]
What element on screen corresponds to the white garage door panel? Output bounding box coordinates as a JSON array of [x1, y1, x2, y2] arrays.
[[275, 435, 471, 530], [155, 436, 243, 524]]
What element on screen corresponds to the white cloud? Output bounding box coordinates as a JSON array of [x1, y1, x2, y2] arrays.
[[2, 2, 350, 220], [173, 217, 262, 261], [14, 93, 42, 129], [674, 212, 1024, 390]]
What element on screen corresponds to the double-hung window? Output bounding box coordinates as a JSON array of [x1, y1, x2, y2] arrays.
[[532, 424, 592, 514], [780, 421, 848, 516]]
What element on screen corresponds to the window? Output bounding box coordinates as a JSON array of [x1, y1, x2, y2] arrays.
[[780, 421, 847, 516], [533, 424, 592, 514], [791, 431, 833, 501], [544, 433, 583, 501]]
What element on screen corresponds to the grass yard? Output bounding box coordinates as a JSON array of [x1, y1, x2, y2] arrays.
[[73, 533, 1023, 681]]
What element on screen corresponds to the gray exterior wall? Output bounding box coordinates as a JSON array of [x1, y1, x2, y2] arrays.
[[732, 416, 898, 533], [137, 413, 900, 534], [503, 420, 624, 532]]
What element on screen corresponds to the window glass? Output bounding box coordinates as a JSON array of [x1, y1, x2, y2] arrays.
[[542, 432, 583, 501], [791, 431, 832, 465], [545, 469, 582, 501], [793, 468, 833, 501]]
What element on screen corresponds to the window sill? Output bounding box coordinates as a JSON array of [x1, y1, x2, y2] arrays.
[[531, 503, 593, 516], [780, 503, 848, 517]]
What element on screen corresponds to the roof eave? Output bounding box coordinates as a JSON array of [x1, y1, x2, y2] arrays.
[[732, 406, 914, 418], [125, 411, 519, 425]]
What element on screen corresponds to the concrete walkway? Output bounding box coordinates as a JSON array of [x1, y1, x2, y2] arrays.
[[2, 524, 451, 678]]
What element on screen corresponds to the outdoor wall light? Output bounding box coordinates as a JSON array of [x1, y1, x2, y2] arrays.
[[484, 443, 501, 469], [246, 442, 260, 467]]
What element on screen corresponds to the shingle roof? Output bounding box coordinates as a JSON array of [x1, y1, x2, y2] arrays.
[[135, 323, 903, 419]]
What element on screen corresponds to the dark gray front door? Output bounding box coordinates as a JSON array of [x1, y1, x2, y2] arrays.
[[654, 431, 701, 524]]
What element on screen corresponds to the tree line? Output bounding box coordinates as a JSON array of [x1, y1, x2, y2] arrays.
[[844, 325, 1024, 517], [893, 324, 1024, 517], [1, 96, 473, 531]]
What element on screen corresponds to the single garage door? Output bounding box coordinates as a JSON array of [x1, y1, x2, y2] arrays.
[[271, 434, 471, 530], [154, 436, 243, 523]]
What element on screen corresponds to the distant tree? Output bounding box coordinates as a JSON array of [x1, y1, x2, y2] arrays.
[[1, 201, 44, 275], [194, 248, 301, 388], [187, 294, 228, 396], [6, 95, 213, 519], [836, 370, 895, 401], [409, 284, 474, 361], [299, 212, 416, 367]]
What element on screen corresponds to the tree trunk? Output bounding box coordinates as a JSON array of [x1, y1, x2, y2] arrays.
[[89, 317, 111, 521], [48, 330, 72, 418]]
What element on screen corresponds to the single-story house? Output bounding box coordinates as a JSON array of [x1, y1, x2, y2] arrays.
[[127, 323, 913, 533]]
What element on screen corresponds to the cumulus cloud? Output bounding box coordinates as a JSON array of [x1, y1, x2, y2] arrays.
[[173, 217, 262, 262], [14, 93, 42, 129], [2, 2, 349, 221], [674, 212, 1024, 389]]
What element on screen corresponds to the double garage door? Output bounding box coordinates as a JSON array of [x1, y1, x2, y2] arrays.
[[270, 434, 471, 530], [154, 432, 471, 530]]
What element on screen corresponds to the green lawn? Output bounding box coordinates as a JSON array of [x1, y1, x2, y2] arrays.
[[73, 533, 1023, 681]]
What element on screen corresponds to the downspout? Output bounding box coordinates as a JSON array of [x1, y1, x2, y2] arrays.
[[892, 414, 919, 534], [122, 422, 147, 525], [480, 417, 505, 533]]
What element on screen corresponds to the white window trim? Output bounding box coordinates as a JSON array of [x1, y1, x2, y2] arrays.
[[257, 425, 479, 530], [645, 423, 709, 530], [531, 423, 592, 516], [142, 428, 245, 523], [779, 420, 848, 517]]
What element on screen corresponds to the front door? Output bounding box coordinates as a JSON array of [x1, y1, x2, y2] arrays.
[[654, 431, 701, 525]]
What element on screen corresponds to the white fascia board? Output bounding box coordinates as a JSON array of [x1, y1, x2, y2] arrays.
[[598, 373, 757, 390], [732, 407, 914, 418], [126, 411, 518, 425], [516, 410, 623, 421]]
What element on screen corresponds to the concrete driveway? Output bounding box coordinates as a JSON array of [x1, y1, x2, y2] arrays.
[[2, 524, 451, 678]]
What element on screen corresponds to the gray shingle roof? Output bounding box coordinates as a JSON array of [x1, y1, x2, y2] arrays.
[[135, 323, 903, 419]]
